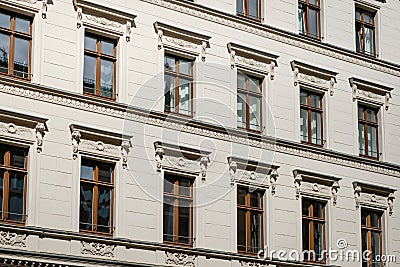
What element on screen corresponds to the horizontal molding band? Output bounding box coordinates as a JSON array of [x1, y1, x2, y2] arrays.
[[140, 0, 400, 77], [0, 77, 399, 178]]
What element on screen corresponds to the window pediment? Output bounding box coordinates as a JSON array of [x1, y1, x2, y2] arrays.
[[349, 77, 393, 110], [73, 0, 136, 41], [154, 22, 211, 61], [0, 0, 46, 17], [291, 60, 338, 96], [353, 181, 396, 215], [293, 169, 341, 205], [228, 42, 279, 80], [227, 156, 279, 194]]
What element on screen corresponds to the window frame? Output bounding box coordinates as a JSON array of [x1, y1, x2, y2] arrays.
[[361, 208, 383, 267], [79, 158, 115, 236], [358, 105, 379, 159], [300, 89, 324, 146], [0, 10, 32, 80], [298, 0, 321, 40], [355, 8, 376, 57], [237, 0, 262, 21], [83, 33, 117, 101]]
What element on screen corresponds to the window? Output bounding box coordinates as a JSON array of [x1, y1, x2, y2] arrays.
[[361, 209, 383, 267], [79, 159, 114, 235], [237, 0, 261, 21], [237, 186, 264, 254], [356, 8, 376, 56], [237, 72, 262, 132], [302, 199, 326, 263], [163, 174, 194, 246], [83, 33, 116, 100], [358, 105, 379, 159], [0, 10, 31, 79], [300, 90, 323, 146], [164, 54, 194, 116], [0, 145, 28, 223], [298, 0, 321, 39]]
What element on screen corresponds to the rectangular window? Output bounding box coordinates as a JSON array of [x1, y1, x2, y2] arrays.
[[356, 8, 376, 56], [358, 105, 379, 159], [361, 209, 383, 267], [164, 54, 194, 116], [79, 159, 114, 235], [237, 72, 262, 132], [302, 199, 326, 263], [163, 174, 194, 246], [0, 145, 28, 223], [237, 0, 261, 21], [0, 10, 32, 79], [237, 186, 264, 254], [300, 90, 323, 146], [298, 0, 321, 39], [83, 33, 117, 100]]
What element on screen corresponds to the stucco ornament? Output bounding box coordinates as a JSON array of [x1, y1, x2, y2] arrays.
[[35, 123, 46, 153], [76, 7, 83, 28], [388, 193, 395, 215], [354, 185, 362, 210], [240, 261, 265, 267], [200, 156, 210, 181], [81, 241, 115, 258], [154, 144, 165, 171], [0, 231, 26, 247], [229, 160, 237, 185], [71, 129, 81, 160], [269, 168, 279, 195], [42, 0, 48, 19], [294, 174, 302, 200], [331, 181, 340, 206], [165, 251, 196, 267], [121, 139, 131, 169]]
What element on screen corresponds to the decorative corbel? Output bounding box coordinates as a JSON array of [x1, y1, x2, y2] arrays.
[[200, 156, 210, 181], [201, 41, 208, 62], [269, 168, 279, 195], [229, 160, 237, 185], [35, 123, 46, 153], [331, 181, 340, 206], [154, 144, 165, 172], [71, 130, 81, 160], [329, 77, 336, 96], [42, 1, 48, 19], [293, 67, 299, 86], [388, 193, 395, 216], [126, 21, 132, 42], [76, 7, 83, 28], [270, 61, 276, 81], [121, 140, 131, 169], [294, 174, 302, 200], [157, 29, 163, 50], [230, 50, 236, 69], [385, 92, 391, 111], [354, 185, 362, 210], [352, 84, 358, 102]]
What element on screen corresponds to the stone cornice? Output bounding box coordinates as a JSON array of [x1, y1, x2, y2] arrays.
[[140, 0, 400, 77], [0, 77, 400, 178]]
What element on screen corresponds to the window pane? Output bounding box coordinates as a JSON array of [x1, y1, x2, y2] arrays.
[[237, 92, 247, 128], [370, 211, 381, 228], [237, 73, 246, 89], [79, 183, 93, 230], [179, 78, 191, 115], [309, 0, 319, 5], [367, 109, 376, 123], [249, 76, 261, 92], [15, 17, 30, 34], [164, 55, 176, 72], [250, 191, 262, 208], [98, 164, 113, 183], [302, 200, 310, 216], [14, 37, 30, 78], [358, 106, 364, 119], [314, 222, 325, 261], [178, 178, 191, 197], [365, 27, 374, 55], [178, 200, 191, 244], [364, 12, 373, 24], [310, 93, 321, 108], [361, 209, 368, 226], [0, 146, 4, 165], [97, 186, 111, 233], [368, 125, 378, 157], [362, 229, 369, 267], [164, 74, 176, 112], [179, 58, 192, 76], [311, 111, 322, 145], [237, 209, 246, 251], [303, 220, 310, 257], [163, 197, 175, 242], [83, 55, 96, 94], [249, 0, 259, 19], [101, 39, 114, 56], [298, 5, 306, 35], [356, 10, 361, 20], [0, 171, 3, 217], [10, 148, 26, 168], [80, 161, 94, 180], [237, 187, 246, 206], [356, 23, 362, 52], [8, 172, 25, 221], [0, 33, 10, 74], [0, 12, 10, 29], [371, 232, 381, 267], [359, 123, 365, 155], [309, 9, 319, 38], [300, 91, 308, 105], [313, 202, 324, 218], [100, 59, 114, 98], [300, 108, 308, 142], [84, 35, 97, 51], [249, 95, 261, 131], [237, 0, 244, 15], [250, 212, 262, 253], [164, 175, 175, 194]]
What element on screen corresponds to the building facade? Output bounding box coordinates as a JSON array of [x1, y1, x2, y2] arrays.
[[0, 0, 399, 266]]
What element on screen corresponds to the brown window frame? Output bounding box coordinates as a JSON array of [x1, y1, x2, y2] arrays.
[[237, 72, 263, 133], [361, 209, 383, 267], [83, 33, 117, 101], [298, 0, 321, 40], [358, 105, 379, 159], [0, 10, 32, 80], [237, 186, 264, 254], [237, 0, 262, 21], [79, 159, 115, 236], [164, 54, 194, 117], [355, 8, 376, 57], [300, 90, 324, 146], [302, 199, 326, 263], [163, 173, 194, 247], [0, 145, 28, 224]]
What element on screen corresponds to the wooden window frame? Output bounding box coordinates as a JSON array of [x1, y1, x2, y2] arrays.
[[361, 209, 383, 267], [237, 0, 262, 21], [302, 199, 326, 263], [163, 173, 194, 247], [0, 10, 32, 80], [237, 186, 264, 255], [358, 105, 379, 159], [83, 33, 117, 101], [79, 159, 115, 236], [355, 8, 376, 57], [237, 72, 263, 133], [300, 90, 324, 146], [164, 54, 194, 117], [0, 145, 28, 224], [298, 0, 321, 40]]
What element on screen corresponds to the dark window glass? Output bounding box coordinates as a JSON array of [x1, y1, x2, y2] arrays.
[[8, 172, 24, 221], [300, 90, 323, 146], [163, 197, 175, 242], [237, 0, 261, 20], [79, 183, 93, 231], [355, 8, 376, 56], [0, 33, 10, 74], [298, 0, 321, 39], [83, 55, 96, 94], [98, 163, 112, 183], [97, 186, 111, 233], [358, 105, 379, 159], [10, 147, 26, 168]]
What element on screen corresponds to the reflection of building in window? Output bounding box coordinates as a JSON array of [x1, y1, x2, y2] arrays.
[[300, 90, 324, 146], [356, 8, 376, 56], [358, 105, 379, 159], [298, 0, 321, 39], [237, 0, 261, 21]]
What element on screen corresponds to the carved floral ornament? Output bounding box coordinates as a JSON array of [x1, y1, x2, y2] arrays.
[[154, 22, 211, 61], [291, 60, 338, 96], [165, 251, 197, 267], [81, 241, 115, 258], [228, 156, 279, 195], [0, 230, 27, 247], [349, 77, 393, 111], [228, 43, 279, 80], [73, 0, 136, 42], [353, 181, 396, 216], [293, 169, 341, 205]]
